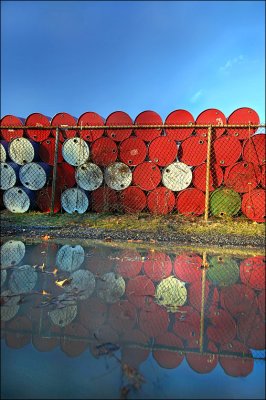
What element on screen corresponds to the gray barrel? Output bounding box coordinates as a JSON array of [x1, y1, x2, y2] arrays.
[[96, 272, 125, 303], [0, 290, 20, 321], [64, 269, 95, 300], [61, 187, 89, 214], [62, 138, 90, 166], [56, 244, 85, 272], [0, 240, 26, 267], [0, 140, 9, 162], [8, 138, 39, 165], [19, 162, 51, 190], [162, 162, 192, 191], [0, 162, 20, 190], [8, 265, 38, 294], [75, 162, 103, 191], [1, 269, 7, 287], [49, 304, 78, 327], [104, 162, 132, 190], [3, 186, 36, 213]]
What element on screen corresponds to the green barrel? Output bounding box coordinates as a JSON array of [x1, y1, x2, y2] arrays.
[[210, 188, 241, 217], [207, 256, 239, 286]]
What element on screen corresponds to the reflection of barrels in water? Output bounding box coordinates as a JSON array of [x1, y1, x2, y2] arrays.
[[25, 113, 51, 142], [121, 329, 150, 369], [153, 332, 184, 369], [172, 305, 201, 342], [0, 240, 26, 267], [237, 307, 265, 350], [32, 319, 61, 352], [186, 341, 218, 374], [49, 304, 78, 328], [56, 244, 85, 272], [126, 275, 155, 309], [3, 186, 36, 213], [138, 300, 170, 338], [19, 162, 51, 191], [8, 264, 38, 294], [61, 322, 89, 357], [207, 308, 237, 345], [0, 115, 25, 141], [96, 272, 125, 303], [75, 163, 103, 191], [210, 188, 241, 217], [79, 297, 108, 331], [108, 300, 137, 336], [143, 251, 172, 281], [155, 276, 187, 313], [1, 269, 7, 287], [220, 284, 256, 317], [64, 269, 95, 300], [239, 255, 265, 291], [5, 316, 32, 349], [241, 189, 266, 223], [174, 253, 203, 283], [62, 137, 89, 166], [8, 138, 39, 165], [0, 162, 20, 190], [207, 256, 239, 287], [61, 188, 89, 214], [115, 249, 143, 278], [219, 340, 254, 377], [0, 290, 20, 322], [162, 162, 192, 192]]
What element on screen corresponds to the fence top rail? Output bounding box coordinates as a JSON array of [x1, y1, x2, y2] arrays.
[[0, 123, 265, 130]]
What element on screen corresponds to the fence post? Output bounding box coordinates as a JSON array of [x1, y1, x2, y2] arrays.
[[204, 125, 212, 222], [50, 127, 60, 215], [199, 251, 208, 352]]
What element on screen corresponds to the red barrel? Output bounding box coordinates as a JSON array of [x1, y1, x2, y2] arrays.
[[39, 137, 63, 165], [36, 186, 61, 213], [219, 340, 254, 377], [192, 163, 223, 192], [25, 113, 51, 142], [78, 111, 105, 142], [80, 297, 108, 331], [174, 253, 203, 283], [172, 306, 201, 342], [61, 322, 89, 357], [138, 300, 169, 338], [178, 137, 207, 166], [121, 329, 150, 368], [134, 111, 163, 142], [147, 187, 175, 215], [115, 249, 143, 278], [32, 323, 61, 352], [241, 189, 265, 223], [227, 107, 260, 139], [148, 137, 178, 166], [164, 109, 195, 141], [207, 308, 237, 345], [55, 162, 76, 190], [237, 308, 265, 350], [1, 115, 25, 141], [220, 284, 257, 318], [132, 162, 161, 191], [239, 256, 265, 291], [5, 316, 32, 349], [91, 187, 118, 213], [119, 137, 147, 166], [143, 252, 172, 281], [153, 332, 184, 369], [119, 186, 147, 213], [186, 341, 218, 374], [260, 164, 266, 189], [105, 111, 133, 142], [51, 112, 77, 142], [176, 188, 205, 216], [91, 137, 118, 166], [126, 275, 155, 309], [196, 108, 226, 138], [108, 300, 137, 336], [224, 161, 261, 193], [242, 134, 266, 165], [257, 291, 265, 317], [213, 136, 242, 166]]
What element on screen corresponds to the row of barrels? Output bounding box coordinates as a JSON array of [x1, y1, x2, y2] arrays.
[[0, 107, 261, 143], [1, 241, 265, 374]]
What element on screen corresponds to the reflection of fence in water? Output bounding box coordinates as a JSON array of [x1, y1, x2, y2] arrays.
[[1, 240, 265, 375]]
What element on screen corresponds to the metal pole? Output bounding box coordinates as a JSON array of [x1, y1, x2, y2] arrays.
[[204, 125, 212, 222], [50, 127, 60, 215], [199, 251, 208, 352]]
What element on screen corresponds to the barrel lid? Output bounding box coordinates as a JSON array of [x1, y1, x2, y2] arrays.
[[121, 329, 150, 368], [119, 137, 147, 166], [153, 332, 184, 369], [32, 320, 61, 352], [239, 255, 265, 291], [0, 240, 25, 267], [62, 138, 89, 166], [8, 265, 38, 294], [241, 189, 266, 223], [220, 284, 257, 317], [260, 164, 266, 189], [79, 296, 108, 331], [61, 188, 89, 214], [176, 188, 205, 216], [237, 308, 265, 350], [210, 188, 241, 217], [126, 275, 155, 309], [148, 137, 178, 166], [179, 136, 207, 166], [162, 162, 192, 191], [75, 162, 103, 191], [90, 324, 119, 357], [36, 186, 61, 213], [25, 113, 50, 142], [155, 276, 187, 312], [0, 290, 20, 321], [8, 137, 38, 165], [196, 108, 226, 138], [186, 341, 218, 374], [104, 162, 132, 191], [172, 305, 201, 341], [108, 300, 137, 335], [49, 304, 78, 327], [147, 187, 175, 215], [115, 249, 143, 278], [64, 269, 95, 300], [96, 272, 125, 303], [1, 115, 24, 141], [227, 107, 260, 139], [19, 162, 50, 191], [219, 340, 254, 377], [60, 322, 89, 357], [105, 111, 133, 141], [164, 109, 194, 141], [39, 137, 63, 165], [242, 134, 266, 165], [51, 112, 77, 141], [173, 253, 203, 283], [132, 162, 161, 191], [91, 187, 118, 213], [119, 186, 147, 213], [134, 110, 163, 142], [0, 163, 18, 190], [0, 142, 7, 162], [55, 162, 76, 190], [224, 161, 261, 193], [207, 256, 239, 286], [207, 308, 237, 344], [192, 163, 223, 192], [138, 301, 169, 338], [78, 112, 105, 142], [56, 244, 85, 272], [1, 269, 7, 287], [5, 315, 32, 349], [213, 136, 242, 166], [143, 251, 172, 281], [257, 290, 265, 317]]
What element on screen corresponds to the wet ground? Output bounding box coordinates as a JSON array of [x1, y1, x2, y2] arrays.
[[1, 238, 265, 399]]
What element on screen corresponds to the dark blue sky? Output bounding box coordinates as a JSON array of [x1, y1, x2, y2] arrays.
[[1, 1, 265, 121]]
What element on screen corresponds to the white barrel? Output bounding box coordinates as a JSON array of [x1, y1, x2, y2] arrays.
[[0, 162, 20, 190], [56, 244, 85, 272], [62, 138, 89, 166], [162, 162, 192, 191], [1, 269, 7, 287], [0, 140, 9, 162], [49, 304, 78, 327], [19, 162, 51, 190], [8, 138, 39, 165], [75, 162, 103, 191], [96, 272, 125, 303], [0, 240, 25, 267], [64, 269, 95, 300], [3, 186, 36, 213], [8, 265, 38, 294], [104, 162, 132, 190], [61, 187, 89, 214], [0, 290, 20, 321]]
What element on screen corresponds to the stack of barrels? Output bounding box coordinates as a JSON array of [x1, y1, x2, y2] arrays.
[[0, 107, 265, 222]]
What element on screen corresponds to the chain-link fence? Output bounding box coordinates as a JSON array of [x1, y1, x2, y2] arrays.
[[0, 109, 265, 222], [1, 239, 265, 375]]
